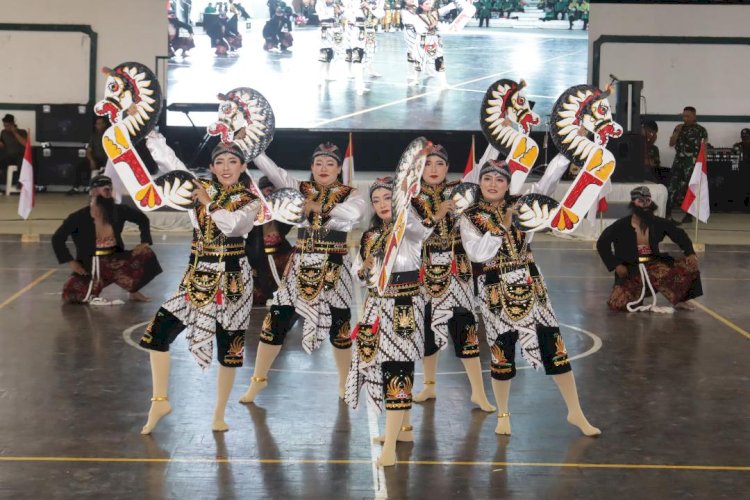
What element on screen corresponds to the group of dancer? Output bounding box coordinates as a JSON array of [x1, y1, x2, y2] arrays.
[[317, 0, 463, 92], [82, 63, 628, 468], [134, 138, 600, 468]]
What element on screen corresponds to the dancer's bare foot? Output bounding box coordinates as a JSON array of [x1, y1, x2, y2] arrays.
[[376, 450, 397, 467], [372, 426, 414, 444], [212, 419, 229, 432], [413, 382, 436, 403], [567, 413, 601, 437], [239, 376, 268, 404], [675, 300, 695, 311], [338, 386, 346, 400], [141, 398, 172, 435], [495, 412, 511, 435], [471, 394, 497, 413], [129, 291, 151, 302]]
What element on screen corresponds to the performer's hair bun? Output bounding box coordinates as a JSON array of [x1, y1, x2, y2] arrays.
[[479, 160, 511, 182], [369, 176, 395, 199], [211, 141, 246, 162], [426, 144, 449, 163], [311, 142, 343, 165]]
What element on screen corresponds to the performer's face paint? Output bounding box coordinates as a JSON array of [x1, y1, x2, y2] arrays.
[[210, 152, 247, 187], [371, 188, 393, 223], [423, 155, 448, 186], [479, 172, 509, 203], [311, 155, 342, 186]]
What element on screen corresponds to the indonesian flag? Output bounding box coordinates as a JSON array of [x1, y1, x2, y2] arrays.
[[17, 135, 34, 220], [463, 135, 475, 177], [342, 133, 354, 185], [597, 180, 611, 213], [681, 140, 710, 223]]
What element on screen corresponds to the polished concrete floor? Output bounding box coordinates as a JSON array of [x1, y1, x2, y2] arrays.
[[166, 27, 588, 130], [0, 232, 748, 499]]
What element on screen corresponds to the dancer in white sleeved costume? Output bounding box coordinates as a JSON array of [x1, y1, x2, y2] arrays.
[[239, 143, 367, 403], [401, 0, 456, 87]]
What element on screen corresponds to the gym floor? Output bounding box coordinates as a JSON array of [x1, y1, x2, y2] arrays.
[[0, 226, 748, 499]]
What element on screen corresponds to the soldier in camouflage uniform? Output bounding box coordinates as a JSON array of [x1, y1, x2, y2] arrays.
[[667, 106, 707, 224]]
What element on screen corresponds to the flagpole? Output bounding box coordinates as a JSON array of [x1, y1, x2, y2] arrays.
[[471, 134, 475, 167], [348, 132, 353, 184]]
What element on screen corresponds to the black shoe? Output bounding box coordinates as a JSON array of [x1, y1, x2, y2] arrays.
[[66, 187, 78, 196], [682, 214, 694, 224], [668, 218, 682, 226]]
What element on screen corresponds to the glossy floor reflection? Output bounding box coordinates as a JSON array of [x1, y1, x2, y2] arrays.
[[166, 27, 588, 130], [0, 235, 748, 499]]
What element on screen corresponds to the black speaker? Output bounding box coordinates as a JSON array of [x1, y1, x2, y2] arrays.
[[35, 105, 92, 143], [609, 133, 647, 183], [614, 80, 643, 133], [37, 146, 87, 186]]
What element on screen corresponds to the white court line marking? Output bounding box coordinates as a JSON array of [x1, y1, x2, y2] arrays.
[[368, 403, 388, 498], [124, 322, 601, 376], [312, 49, 586, 127]]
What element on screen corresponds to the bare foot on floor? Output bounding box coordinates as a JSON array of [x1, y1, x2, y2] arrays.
[[141, 400, 172, 435], [567, 413, 601, 437], [471, 394, 497, 413], [129, 292, 151, 302], [376, 450, 397, 467], [412, 386, 436, 403], [239, 378, 268, 404], [675, 300, 695, 311], [212, 419, 229, 432], [495, 413, 511, 435], [372, 429, 414, 444]]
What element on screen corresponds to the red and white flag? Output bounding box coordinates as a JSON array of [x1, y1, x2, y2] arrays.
[[342, 133, 354, 185], [17, 134, 34, 220], [463, 135, 475, 178], [597, 180, 611, 213], [681, 140, 710, 223]]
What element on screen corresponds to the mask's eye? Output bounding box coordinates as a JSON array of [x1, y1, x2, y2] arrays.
[[517, 96, 525, 106], [108, 81, 119, 93]]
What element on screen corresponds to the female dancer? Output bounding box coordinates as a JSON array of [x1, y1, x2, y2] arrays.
[[139, 141, 261, 434], [459, 160, 600, 436], [401, 0, 455, 88], [345, 177, 433, 467], [410, 144, 495, 412], [240, 143, 366, 402]]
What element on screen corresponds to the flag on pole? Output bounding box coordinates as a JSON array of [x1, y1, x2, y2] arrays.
[[597, 180, 611, 213], [17, 134, 34, 220], [681, 140, 710, 223], [342, 133, 354, 185], [463, 135, 475, 178]]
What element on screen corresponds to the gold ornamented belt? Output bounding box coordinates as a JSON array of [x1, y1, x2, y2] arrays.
[[638, 255, 656, 263], [296, 239, 348, 254], [95, 247, 116, 256], [264, 247, 279, 255], [370, 271, 421, 298], [483, 259, 534, 273], [191, 241, 245, 257]]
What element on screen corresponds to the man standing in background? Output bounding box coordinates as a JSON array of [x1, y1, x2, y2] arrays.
[[0, 114, 28, 190], [667, 106, 707, 224]]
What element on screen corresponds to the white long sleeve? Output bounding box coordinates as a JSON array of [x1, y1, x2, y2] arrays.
[[391, 206, 433, 272], [326, 188, 366, 232], [252, 153, 301, 190], [146, 131, 188, 173], [459, 215, 503, 263], [437, 3, 457, 16], [209, 200, 261, 237]]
